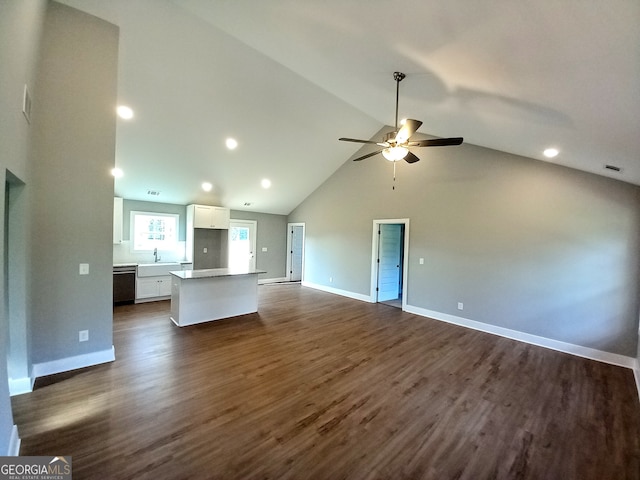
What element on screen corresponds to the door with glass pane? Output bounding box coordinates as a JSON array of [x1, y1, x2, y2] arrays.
[[228, 220, 257, 271]]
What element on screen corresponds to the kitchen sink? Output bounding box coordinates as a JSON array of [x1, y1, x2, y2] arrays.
[[137, 262, 182, 277]]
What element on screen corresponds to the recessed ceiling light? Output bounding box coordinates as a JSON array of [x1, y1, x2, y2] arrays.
[[116, 105, 134, 120], [543, 148, 559, 158], [111, 167, 123, 178], [261, 178, 271, 189], [201, 182, 212, 192], [226, 138, 238, 150]]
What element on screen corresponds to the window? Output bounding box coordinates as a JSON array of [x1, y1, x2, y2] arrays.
[[130, 211, 179, 251]]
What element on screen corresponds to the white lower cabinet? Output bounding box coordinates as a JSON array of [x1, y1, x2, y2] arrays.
[[136, 276, 172, 301]]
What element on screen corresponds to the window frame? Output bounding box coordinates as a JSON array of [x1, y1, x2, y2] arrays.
[[130, 211, 179, 252]]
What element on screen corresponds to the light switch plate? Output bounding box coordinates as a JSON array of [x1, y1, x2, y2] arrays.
[[262, 247, 268, 252], [79, 330, 89, 342], [79, 263, 89, 275]]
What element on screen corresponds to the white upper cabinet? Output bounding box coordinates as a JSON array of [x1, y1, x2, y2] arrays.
[[190, 204, 230, 229], [113, 197, 123, 244]]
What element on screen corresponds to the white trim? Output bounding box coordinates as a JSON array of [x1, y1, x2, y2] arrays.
[[286, 223, 305, 282], [8, 425, 20, 456], [302, 281, 372, 303], [8, 376, 34, 396], [370, 219, 410, 309], [634, 359, 640, 402], [405, 304, 636, 369], [32, 346, 115, 378], [258, 277, 288, 285]]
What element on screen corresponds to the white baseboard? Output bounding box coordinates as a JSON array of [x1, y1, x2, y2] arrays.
[[8, 425, 20, 456], [301, 283, 637, 371], [302, 281, 372, 303], [258, 277, 288, 285], [405, 305, 636, 369], [32, 346, 115, 379], [8, 376, 34, 396]]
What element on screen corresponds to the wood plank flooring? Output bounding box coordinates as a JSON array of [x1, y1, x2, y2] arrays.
[[12, 284, 640, 479]]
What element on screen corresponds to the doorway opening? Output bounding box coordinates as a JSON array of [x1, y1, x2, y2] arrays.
[[4, 170, 31, 395], [370, 219, 409, 309], [286, 223, 305, 282]]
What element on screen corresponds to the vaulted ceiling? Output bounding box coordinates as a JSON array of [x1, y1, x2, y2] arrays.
[[59, 0, 640, 214]]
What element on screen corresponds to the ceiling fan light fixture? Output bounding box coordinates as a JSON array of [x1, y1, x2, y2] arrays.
[[382, 146, 409, 162]]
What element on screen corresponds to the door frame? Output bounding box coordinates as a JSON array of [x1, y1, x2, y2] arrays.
[[286, 222, 305, 282], [370, 218, 410, 309]]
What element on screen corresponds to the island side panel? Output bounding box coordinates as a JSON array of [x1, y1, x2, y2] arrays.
[[171, 274, 259, 327], [170, 276, 181, 325]]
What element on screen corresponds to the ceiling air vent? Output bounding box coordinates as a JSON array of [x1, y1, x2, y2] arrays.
[[604, 164, 622, 173], [147, 190, 161, 196]]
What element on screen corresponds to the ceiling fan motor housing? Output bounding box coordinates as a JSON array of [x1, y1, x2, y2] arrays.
[[383, 131, 397, 145]]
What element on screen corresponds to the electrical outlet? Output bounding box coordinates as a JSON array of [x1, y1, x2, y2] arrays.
[[79, 263, 89, 275], [419, 258, 424, 265], [262, 247, 268, 252], [79, 330, 89, 342], [203, 247, 207, 253], [329, 277, 333, 283], [457, 302, 464, 311]]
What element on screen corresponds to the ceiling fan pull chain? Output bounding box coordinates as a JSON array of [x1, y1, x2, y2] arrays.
[[393, 161, 397, 190]]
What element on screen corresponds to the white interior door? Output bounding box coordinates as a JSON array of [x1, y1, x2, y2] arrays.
[[289, 224, 304, 281], [377, 224, 402, 302], [228, 220, 257, 271]]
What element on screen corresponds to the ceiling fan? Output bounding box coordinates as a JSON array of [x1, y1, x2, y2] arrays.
[[339, 72, 463, 164]]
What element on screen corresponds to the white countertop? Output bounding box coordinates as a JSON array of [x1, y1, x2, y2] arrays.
[[170, 267, 267, 280], [113, 261, 192, 268]]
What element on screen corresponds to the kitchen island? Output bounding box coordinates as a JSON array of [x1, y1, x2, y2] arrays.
[[170, 267, 266, 327]]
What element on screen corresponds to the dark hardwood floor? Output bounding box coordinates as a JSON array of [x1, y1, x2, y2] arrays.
[[12, 284, 640, 479]]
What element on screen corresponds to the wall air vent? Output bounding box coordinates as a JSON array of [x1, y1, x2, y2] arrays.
[[604, 164, 622, 173], [147, 190, 161, 196]]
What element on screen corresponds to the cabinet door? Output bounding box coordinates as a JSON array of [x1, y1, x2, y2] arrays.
[[158, 277, 172, 296], [113, 197, 123, 244], [212, 207, 230, 229], [136, 277, 160, 299], [193, 205, 213, 228]]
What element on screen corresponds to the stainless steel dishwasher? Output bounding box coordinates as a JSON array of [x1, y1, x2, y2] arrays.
[[113, 265, 136, 305]]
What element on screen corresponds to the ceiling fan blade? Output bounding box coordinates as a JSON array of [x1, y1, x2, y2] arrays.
[[352, 150, 382, 162], [404, 151, 420, 164], [339, 137, 380, 145], [409, 137, 464, 147], [395, 119, 423, 144]]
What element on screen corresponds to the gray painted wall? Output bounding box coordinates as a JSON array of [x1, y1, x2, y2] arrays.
[[193, 229, 228, 269], [29, 3, 118, 364], [231, 210, 288, 280], [0, 0, 47, 454], [289, 138, 640, 357]]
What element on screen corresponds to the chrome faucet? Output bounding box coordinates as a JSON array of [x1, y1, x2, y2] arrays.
[[153, 248, 161, 263]]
